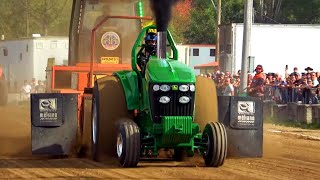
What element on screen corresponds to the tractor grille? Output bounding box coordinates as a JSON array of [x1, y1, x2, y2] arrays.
[[149, 83, 195, 123]]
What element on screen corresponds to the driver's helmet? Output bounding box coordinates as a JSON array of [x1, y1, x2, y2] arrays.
[[145, 32, 157, 45], [145, 32, 157, 55]]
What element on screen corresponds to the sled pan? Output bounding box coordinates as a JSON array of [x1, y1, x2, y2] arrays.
[[218, 96, 263, 158], [31, 93, 78, 155]]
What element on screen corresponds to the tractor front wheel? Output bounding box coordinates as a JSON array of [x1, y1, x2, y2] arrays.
[[116, 119, 140, 167], [202, 122, 227, 167]]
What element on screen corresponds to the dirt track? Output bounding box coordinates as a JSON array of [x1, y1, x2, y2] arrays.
[[0, 102, 320, 179]]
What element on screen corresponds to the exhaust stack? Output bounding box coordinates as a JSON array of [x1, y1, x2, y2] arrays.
[[157, 31, 167, 59]]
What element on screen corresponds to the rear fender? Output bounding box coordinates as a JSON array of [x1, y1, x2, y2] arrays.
[[114, 71, 139, 110]]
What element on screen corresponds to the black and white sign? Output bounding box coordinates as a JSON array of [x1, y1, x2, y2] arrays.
[[31, 94, 63, 127], [39, 98, 57, 111], [237, 101, 255, 126], [39, 98, 58, 122]]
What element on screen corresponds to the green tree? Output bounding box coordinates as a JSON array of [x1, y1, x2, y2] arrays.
[[169, 0, 192, 43], [221, 0, 245, 24], [253, 0, 320, 24], [26, 0, 72, 36], [182, 0, 216, 44], [279, 0, 320, 24], [0, 0, 72, 39], [181, 0, 244, 44], [0, 0, 26, 39], [253, 0, 283, 23]]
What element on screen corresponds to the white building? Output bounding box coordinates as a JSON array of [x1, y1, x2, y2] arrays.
[[176, 44, 216, 75], [0, 36, 68, 89]]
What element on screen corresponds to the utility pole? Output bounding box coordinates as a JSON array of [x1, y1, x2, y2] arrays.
[[239, 0, 253, 95], [216, 0, 221, 63]]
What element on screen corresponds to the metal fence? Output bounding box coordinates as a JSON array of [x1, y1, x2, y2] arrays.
[[262, 85, 319, 104], [217, 85, 319, 104]]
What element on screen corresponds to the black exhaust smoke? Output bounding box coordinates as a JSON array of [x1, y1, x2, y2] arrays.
[[150, 0, 179, 31], [150, 0, 179, 59]]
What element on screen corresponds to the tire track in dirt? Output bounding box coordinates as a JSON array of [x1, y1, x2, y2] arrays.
[[237, 158, 319, 180], [30, 159, 77, 178], [0, 153, 319, 179], [5, 159, 56, 178], [0, 160, 34, 179]]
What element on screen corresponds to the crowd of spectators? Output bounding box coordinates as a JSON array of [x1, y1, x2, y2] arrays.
[[199, 69, 241, 97], [199, 66, 320, 104], [20, 78, 46, 101]]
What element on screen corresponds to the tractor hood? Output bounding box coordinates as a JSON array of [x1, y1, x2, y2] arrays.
[[145, 58, 196, 83]]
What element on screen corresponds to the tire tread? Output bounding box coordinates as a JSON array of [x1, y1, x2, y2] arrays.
[[118, 119, 140, 167], [203, 122, 227, 167]]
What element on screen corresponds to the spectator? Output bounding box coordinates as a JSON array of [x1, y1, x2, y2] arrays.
[[225, 71, 231, 78], [293, 72, 303, 86], [247, 73, 253, 86], [237, 70, 241, 76], [233, 76, 240, 96], [31, 78, 38, 93], [35, 80, 46, 93], [222, 78, 234, 96], [316, 85, 320, 103], [310, 72, 319, 86], [305, 67, 313, 74], [306, 79, 318, 104], [302, 73, 308, 80], [20, 80, 32, 101], [286, 76, 296, 102], [248, 65, 264, 97]]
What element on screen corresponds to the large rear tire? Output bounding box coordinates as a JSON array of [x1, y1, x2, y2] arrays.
[[202, 122, 227, 167], [194, 76, 218, 130], [91, 76, 132, 161], [0, 80, 8, 106], [116, 119, 140, 167]]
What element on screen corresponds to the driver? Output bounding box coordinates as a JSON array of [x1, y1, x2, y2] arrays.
[[137, 32, 157, 74]]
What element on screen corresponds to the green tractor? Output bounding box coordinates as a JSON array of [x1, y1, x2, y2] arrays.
[[91, 24, 227, 167]]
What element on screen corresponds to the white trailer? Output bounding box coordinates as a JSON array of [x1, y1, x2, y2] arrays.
[[0, 36, 68, 90], [219, 23, 320, 76]]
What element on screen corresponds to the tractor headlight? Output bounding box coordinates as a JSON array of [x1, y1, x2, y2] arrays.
[[189, 84, 195, 92], [153, 84, 160, 91], [160, 84, 170, 92], [159, 96, 170, 104], [179, 96, 190, 104], [179, 85, 189, 92]]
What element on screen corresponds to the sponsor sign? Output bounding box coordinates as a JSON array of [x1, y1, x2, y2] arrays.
[[101, 31, 120, 50], [100, 57, 120, 64], [39, 98, 58, 122], [237, 101, 255, 126]]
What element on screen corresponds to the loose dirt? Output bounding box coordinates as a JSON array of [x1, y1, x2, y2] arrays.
[[0, 102, 319, 179]]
